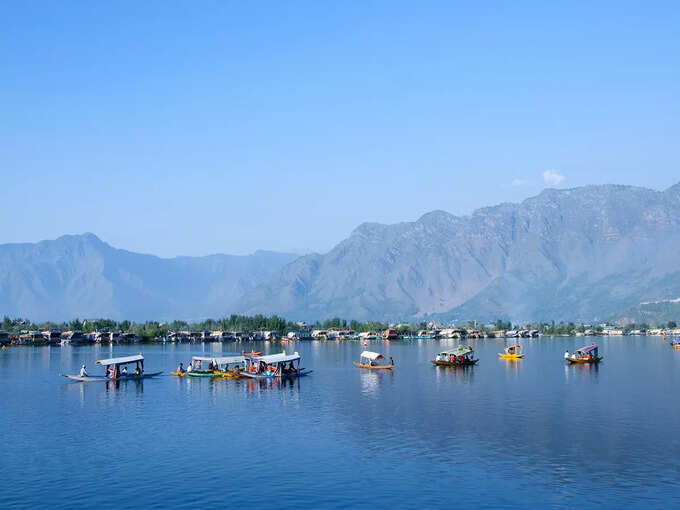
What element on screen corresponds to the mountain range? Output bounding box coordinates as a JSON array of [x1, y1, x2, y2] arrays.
[[241, 182, 680, 323], [3, 182, 680, 323], [0, 233, 297, 322]]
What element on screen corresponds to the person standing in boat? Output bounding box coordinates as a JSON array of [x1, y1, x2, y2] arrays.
[[389, 357, 394, 367], [564, 350, 570, 360], [79, 364, 88, 377]]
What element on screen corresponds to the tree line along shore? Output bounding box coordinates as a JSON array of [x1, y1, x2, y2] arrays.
[[1, 315, 679, 347]]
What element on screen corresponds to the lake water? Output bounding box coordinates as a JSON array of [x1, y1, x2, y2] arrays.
[[1, 336, 679, 509]]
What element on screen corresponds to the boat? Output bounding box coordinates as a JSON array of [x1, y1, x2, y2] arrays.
[[61, 354, 162, 381], [565, 344, 603, 364], [242, 350, 262, 357], [353, 351, 394, 370], [499, 344, 524, 359], [240, 352, 311, 379], [431, 346, 478, 366], [671, 339, 680, 350], [183, 355, 247, 378], [211, 355, 247, 378]]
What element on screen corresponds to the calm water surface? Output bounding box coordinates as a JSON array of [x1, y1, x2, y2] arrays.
[[2, 337, 680, 509]]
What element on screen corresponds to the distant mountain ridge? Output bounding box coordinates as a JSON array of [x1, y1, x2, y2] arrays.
[[239, 183, 680, 322], [0, 233, 298, 321], [4, 182, 680, 323]]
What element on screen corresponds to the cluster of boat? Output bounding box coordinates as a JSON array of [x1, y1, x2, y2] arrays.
[[59, 342, 607, 382]]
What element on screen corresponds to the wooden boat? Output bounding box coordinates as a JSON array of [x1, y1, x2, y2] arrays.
[[431, 346, 478, 366], [61, 354, 162, 381], [171, 371, 187, 377], [242, 350, 262, 357], [671, 339, 680, 350], [354, 351, 394, 370], [499, 344, 524, 359], [240, 351, 311, 379], [565, 344, 603, 364]]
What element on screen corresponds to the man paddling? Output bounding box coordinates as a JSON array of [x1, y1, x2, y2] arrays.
[[79, 364, 88, 377]]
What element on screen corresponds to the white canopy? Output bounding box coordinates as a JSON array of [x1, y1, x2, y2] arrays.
[[96, 354, 144, 366], [360, 351, 383, 360], [192, 355, 245, 364], [212, 355, 245, 365], [254, 352, 300, 364]]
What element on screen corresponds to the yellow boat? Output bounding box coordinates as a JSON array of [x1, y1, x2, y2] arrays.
[[499, 344, 524, 359]]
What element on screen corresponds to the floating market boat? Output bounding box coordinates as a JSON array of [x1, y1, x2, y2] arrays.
[[354, 351, 394, 370], [431, 346, 478, 367], [499, 344, 524, 359], [565, 344, 603, 364], [241, 352, 311, 379], [61, 354, 162, 381]]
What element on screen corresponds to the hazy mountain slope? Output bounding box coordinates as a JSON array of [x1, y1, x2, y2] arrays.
[[0, 234, 297, 321], [240, 183, 680, 322]]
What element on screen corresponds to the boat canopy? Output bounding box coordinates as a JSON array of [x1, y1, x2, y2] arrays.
[[96, 354, 144, 366], [212, 355, 245, 365], [440, 346, 473, 356], [360, 351, 383, 360], [192, 355, 245, 365], [254, 352, 300, 364], [576, 344, 598, 353]]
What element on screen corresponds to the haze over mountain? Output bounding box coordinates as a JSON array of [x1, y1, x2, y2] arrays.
[[240, 183, 680, 323], [0, 234, 297, 322], [3, 183, 680, 324]]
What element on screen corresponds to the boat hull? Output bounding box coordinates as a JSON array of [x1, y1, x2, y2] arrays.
[[353, 362, 394, 370], [499, 353, 524, 359], [430, 360, 478, 367], [240, 369, 312, 379], [186, 371, 219, 378], [566, 357, 603, 364]]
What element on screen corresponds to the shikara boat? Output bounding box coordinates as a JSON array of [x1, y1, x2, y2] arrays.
[[241, 352, 311, 379], [565, 344, 603, 364], [499, 344, 524, 359], [431, 346, 478, 367], [354, 351, 394, 370], [61, 354, 162, 381]]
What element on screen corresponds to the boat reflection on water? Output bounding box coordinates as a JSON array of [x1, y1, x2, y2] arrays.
[[564, 360, 600, 380], [432, 364, 475, 384], [359, 368, 393, 397], [245, 375, 300, 394]]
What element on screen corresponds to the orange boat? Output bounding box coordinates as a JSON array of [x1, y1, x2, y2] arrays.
[[353, 351, 394, 370], [242, 350, 262, 357]]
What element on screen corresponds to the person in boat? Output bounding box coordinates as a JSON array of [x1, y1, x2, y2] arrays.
[[133, 366, 141, 376], [186, 361, 193, 373], [177, 362, 185, 374], [288, 361, 296, 373], [106, 367, 114, 378], [79, 364, 88, 377], [389, 357, 394, 366], [121, 366, 128, 376], [564, 351, 570, 359]]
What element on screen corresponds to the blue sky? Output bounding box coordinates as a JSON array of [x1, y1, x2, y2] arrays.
[[1, 1, 678, 256]]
